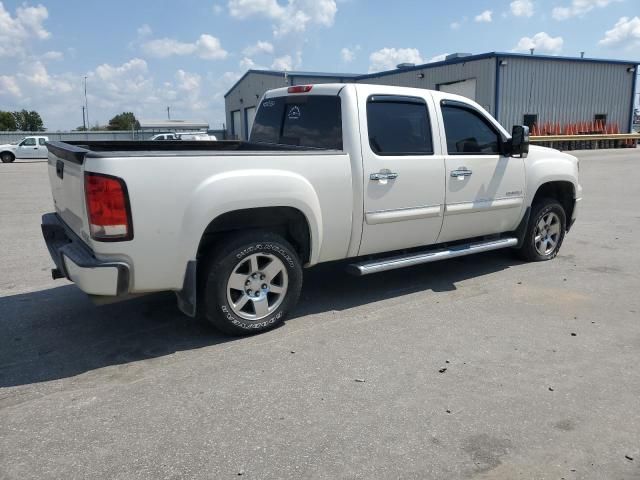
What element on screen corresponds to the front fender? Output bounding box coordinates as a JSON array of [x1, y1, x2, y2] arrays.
[[181, 169, 323, 266], [525, 146, 580, 206]]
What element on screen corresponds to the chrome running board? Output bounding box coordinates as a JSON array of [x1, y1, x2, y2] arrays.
[[347, 237, 518, 276]]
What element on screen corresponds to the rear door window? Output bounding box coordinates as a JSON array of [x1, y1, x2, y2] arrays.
[[367, 96, 433, 155], [251, 95, 342, 150]]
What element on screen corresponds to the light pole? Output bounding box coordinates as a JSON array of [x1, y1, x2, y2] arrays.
[[84, 76, 90, 129]]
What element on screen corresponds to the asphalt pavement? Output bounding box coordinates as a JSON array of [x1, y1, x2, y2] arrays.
[[1, 150, 639, 479]]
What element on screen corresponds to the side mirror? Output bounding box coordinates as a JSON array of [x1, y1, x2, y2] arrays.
[[511, 125, 530, 158]]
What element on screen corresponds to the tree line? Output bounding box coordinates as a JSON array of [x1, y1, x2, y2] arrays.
[[0, 110, 141, 132], [0, 110, 44, 131]]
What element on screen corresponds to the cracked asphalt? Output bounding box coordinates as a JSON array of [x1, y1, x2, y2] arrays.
[[1, 149, 639, 479]]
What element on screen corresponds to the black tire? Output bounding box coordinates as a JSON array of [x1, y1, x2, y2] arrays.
[[516, 198, 566, 262], [1, 152, 15, 163], [200, 231, 303, 335]]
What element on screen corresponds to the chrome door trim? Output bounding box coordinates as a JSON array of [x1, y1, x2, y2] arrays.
[[444, 196, 523, 216], [365, 204, 443, 225]]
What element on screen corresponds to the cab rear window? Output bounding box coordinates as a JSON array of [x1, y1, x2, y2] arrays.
[[250, 95, 343, 150]]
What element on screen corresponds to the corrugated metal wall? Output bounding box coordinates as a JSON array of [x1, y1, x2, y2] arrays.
[[497, 57, 635, 132], [225, 57, 636, 138], [0, 129, 227, 144], [0, 131, 141, 143], [356, 58, 497, 114], [225, 72, 289, 139]]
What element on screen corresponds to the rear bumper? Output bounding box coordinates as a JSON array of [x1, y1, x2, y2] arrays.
[[41, 213, 130, 296]]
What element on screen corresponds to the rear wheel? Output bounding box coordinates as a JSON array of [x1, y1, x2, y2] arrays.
[[201, 231, 303, 335], [516, 198, 566, 262], [1, 152, 15, 163]]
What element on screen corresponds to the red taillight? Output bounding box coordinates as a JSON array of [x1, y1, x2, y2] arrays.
[[288, 85, 312, 93], [84, 172, 133, 241]]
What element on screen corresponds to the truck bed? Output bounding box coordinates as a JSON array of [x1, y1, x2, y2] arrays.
[[46, 140, 328, 164]]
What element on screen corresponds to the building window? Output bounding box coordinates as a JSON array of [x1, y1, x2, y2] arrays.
[[366, 96, 433, 155], [594, 114, 607, 125], [523, 114, 538, 129]]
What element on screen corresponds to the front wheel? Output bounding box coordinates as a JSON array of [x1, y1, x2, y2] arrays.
[[1, 152, 15, 163], [516, 198, 566, 262], [201, 231, 303, 335]]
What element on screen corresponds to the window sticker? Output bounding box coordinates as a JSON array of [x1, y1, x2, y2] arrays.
[[262, 100, 276, 108], [288, 106, 301, 120]]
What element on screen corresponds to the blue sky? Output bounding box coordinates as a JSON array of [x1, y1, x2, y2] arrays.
[[0, 0, 638, 130]]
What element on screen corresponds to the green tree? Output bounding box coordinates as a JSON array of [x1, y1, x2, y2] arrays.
[[107, 112, 140, 131], [12, 110, 44, 131], [0, 111, 17, 130]]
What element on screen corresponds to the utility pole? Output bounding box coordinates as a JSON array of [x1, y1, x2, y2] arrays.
[[167, 106, 171, 120], [82, 106, 86, 130], [84, 76, 90, 129]]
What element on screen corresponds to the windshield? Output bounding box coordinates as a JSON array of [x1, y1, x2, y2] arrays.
[[250, 95, 342, 150]]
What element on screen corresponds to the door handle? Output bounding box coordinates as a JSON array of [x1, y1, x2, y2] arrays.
[[370, 172, 399, 181], [451, 168, 472, 177]]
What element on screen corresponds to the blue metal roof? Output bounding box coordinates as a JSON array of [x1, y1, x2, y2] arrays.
[[225, 52, 639, 97], [358, 51, 640, 80]]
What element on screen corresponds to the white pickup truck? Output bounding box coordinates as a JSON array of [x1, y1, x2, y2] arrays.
[[42, 84, 581, 335], [1, 135, 49, 163]]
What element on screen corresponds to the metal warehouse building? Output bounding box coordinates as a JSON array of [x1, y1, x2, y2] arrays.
[[224, 52, 638, 140]]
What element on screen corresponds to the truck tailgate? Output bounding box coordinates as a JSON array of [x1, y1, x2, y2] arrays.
[[47, 143, 87, 240]]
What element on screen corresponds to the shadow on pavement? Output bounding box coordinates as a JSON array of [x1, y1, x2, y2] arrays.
[[0, 250, 520, 388]]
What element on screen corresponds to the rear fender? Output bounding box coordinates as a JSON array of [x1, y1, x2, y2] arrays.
[[182, 169, 322, 266]]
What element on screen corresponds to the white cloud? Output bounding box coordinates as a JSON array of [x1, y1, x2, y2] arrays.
[[513, 32, 564, 53], [427, 53, 449, 63], [450, 21, 461, 30], [510, 0, 534, 17], [242, 40, 274, 56], [239, 57, 266, 70], [228, 0, 284, 18], [341, 45, 360, 63], [137, 24, 152, 38], [175, 70, 201, 91], [18, 60, 73, 94], [369, 48, 423, 73], [42, 50, 63, 61], [599, 16, 640, 47], [474, 10, 493, 22], [552, 0, 620, 20], [213, 4, 224, 14], [196, 34, 228, 59], [142, 34, 227, 60], [0, 57, 231, 129], [0, 2, 50, 57], [228, 0, 337, 36], [0, 75, 21, 97], [271, 54, 293, 70]]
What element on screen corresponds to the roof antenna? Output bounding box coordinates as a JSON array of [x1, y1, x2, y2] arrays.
[[529, 48, 535, 55]]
